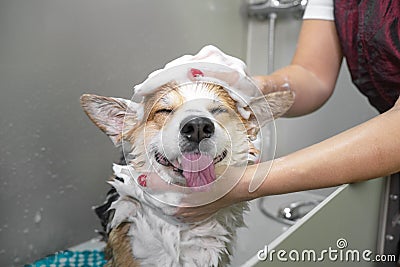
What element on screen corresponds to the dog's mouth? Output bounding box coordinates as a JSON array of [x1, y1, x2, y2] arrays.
[[154, 149, 227, 187]]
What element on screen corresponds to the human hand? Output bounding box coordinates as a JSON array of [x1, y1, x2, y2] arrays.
[[174, 187, 240, 223], [173, 165, 251, 223], [253, 74, 293, 95], [134, 164, 257, 223]]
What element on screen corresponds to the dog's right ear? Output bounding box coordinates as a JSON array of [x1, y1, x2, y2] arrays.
[[245, 90, 295, 140], [80, 94, 142, 146]]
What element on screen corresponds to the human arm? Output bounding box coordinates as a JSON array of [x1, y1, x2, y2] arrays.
[[255, 19, 343, 117]]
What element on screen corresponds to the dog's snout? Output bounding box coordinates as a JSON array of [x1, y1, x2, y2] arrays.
[[180, 116, 215, 143]]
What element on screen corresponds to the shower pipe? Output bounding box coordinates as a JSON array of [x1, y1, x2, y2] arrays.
[[248, 0, 307, 73], [247, 0, 309, 226]]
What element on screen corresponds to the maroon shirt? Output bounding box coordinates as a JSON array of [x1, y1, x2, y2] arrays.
[[334, 0, 400, 113]]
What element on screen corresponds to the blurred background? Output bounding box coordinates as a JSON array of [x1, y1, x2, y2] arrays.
[[0, 0, 377, 266]]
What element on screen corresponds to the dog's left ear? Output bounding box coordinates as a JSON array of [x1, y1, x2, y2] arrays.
[[80, 94, 142, 146], [247, 90, 295, 137]]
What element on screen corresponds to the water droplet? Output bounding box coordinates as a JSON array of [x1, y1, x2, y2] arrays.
[[8, 123, 13, 128], [34, 211, 41, 224], [65, 184, 76, 190], [23, 228, 29, 234], [14, 257, 21, 263], [0, 249, 5, 254], [40, 147, 46, 152], [45, 195, 51, 199]]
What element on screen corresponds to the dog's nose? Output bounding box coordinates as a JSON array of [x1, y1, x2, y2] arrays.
[[180, 116, 215, 143]]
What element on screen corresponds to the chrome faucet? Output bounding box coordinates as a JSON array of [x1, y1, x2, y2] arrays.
[[278, 200, 320, 221], [247, 0, 308, 19]]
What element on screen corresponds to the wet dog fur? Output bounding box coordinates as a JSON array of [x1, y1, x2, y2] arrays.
[[81, 81, 293, 266]]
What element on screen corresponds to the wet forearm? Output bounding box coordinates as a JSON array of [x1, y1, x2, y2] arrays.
[[243, 105, 400, 199], [254, 20, 343, 117], [255, 65, 335, 117]]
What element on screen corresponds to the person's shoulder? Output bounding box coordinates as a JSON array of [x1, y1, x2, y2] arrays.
[[303, 0, 334, 21]]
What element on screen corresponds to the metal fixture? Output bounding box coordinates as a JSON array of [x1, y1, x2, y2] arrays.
[[278, 200, 320, 221], [258, 197, 321, 226], [247, 0, 308, 19], [247, 0, 308, 73], [377, 174, 400, 264]]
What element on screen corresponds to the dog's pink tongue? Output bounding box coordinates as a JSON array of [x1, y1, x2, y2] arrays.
[[181, 153, 215, 187]]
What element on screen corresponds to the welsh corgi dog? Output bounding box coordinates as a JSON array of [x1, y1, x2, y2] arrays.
[[80, 48, 293, 267]]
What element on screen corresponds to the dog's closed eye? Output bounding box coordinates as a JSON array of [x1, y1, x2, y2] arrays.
[[155, 108, 173, 115], [210, 106, 228, 115], [151, 108, 174, 125]]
